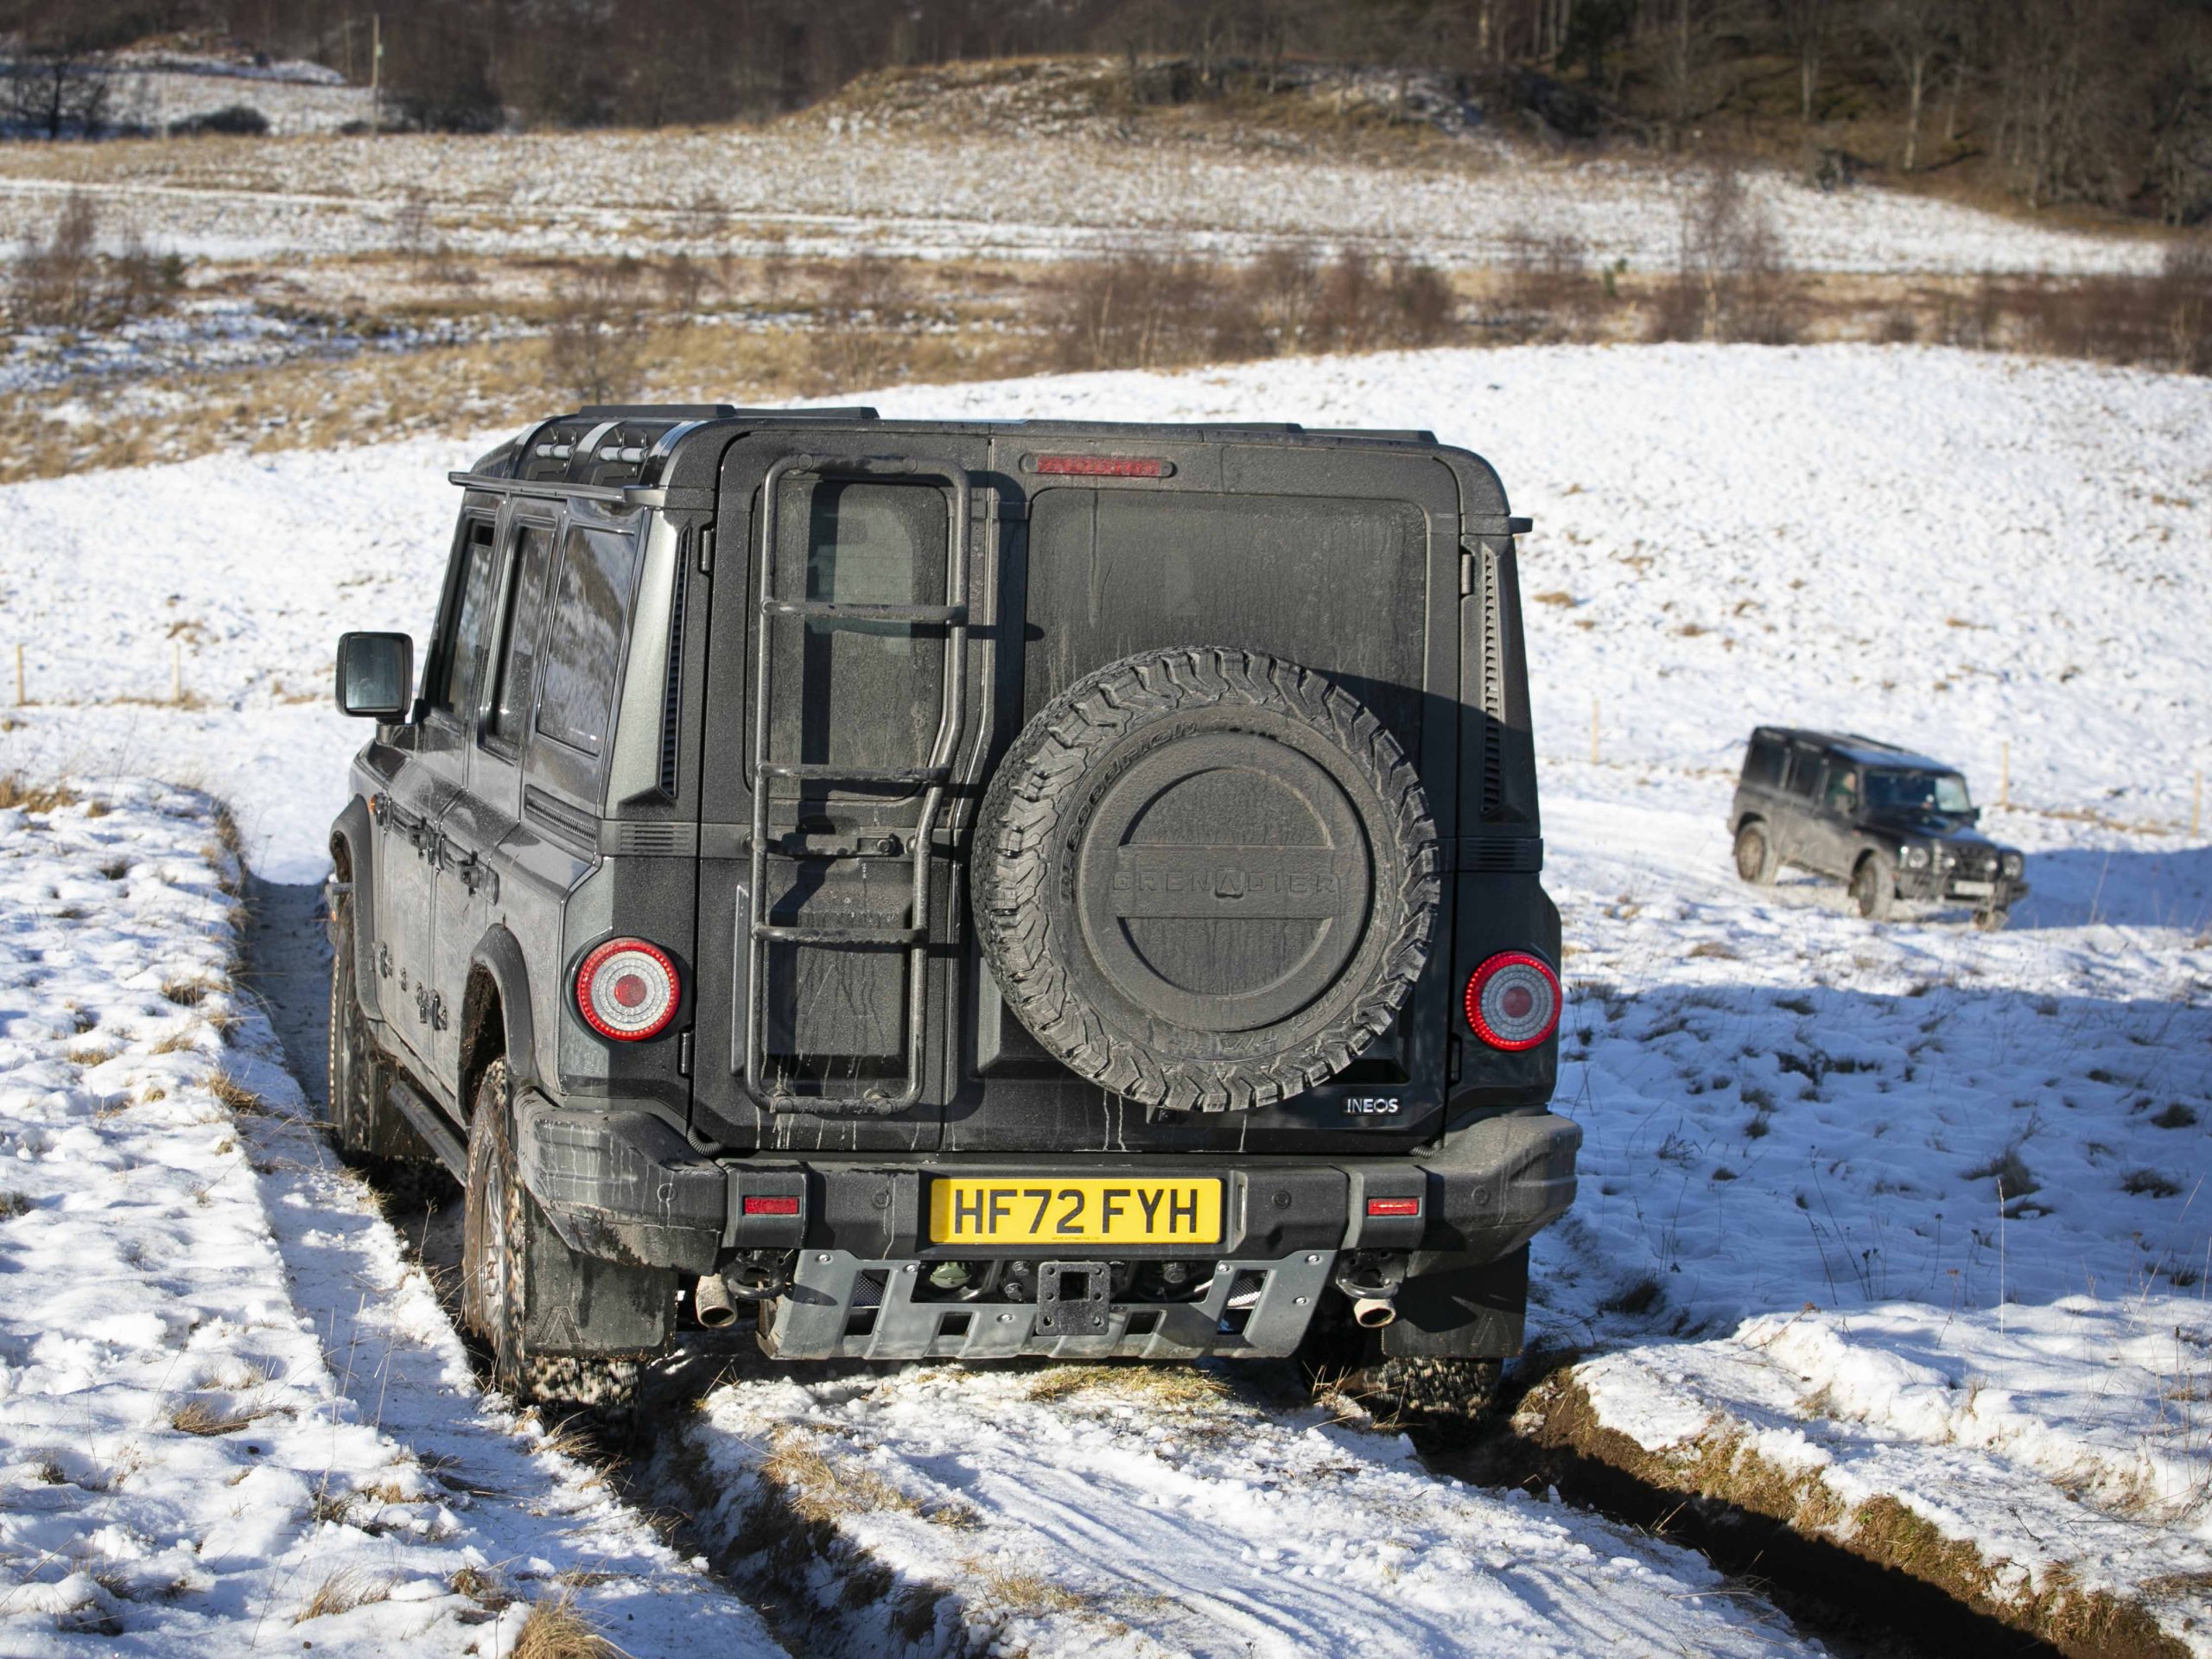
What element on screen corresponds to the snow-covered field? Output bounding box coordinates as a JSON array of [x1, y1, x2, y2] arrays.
[[0, 124, 2164, 276], [2, 341, 2209, 1651]]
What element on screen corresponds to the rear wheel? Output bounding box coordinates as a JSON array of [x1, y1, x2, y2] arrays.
[[1732, 821, 1777, 885], [461, 1058, 640, 1410], [1851, 851, 1897, 921], [1295, 1294, 1503, 1432]]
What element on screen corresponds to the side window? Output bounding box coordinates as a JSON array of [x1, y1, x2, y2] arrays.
[[434, 518, 500, 714], [1783, 747, 1821, 798], [1824, 766, 1859, 815], [1742, 738, 1784, 789], [535, 521, 639, 757], [489, 521, 556, 747]]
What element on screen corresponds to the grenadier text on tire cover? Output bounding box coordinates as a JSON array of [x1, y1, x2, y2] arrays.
[[326, 404, 1577, 1419]]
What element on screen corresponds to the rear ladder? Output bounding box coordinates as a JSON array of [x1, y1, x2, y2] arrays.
[[741, 453, 973, 1116]]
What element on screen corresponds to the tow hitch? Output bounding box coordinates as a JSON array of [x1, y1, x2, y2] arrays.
[[1035, 1261, 1113, 1336]]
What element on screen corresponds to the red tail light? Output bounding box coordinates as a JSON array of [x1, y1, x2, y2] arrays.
[[575, 938, 679, 1041], [1464, 951, 1560, 1051]]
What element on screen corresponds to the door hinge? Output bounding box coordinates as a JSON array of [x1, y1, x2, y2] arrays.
[[411, 982, 429, 1023], [677, 1028, 694, 1077], [1459, 549, 1476, 597], [429, 991, 449, 1032], [697, 525, 715, 575], [377, 943, 393, 980]]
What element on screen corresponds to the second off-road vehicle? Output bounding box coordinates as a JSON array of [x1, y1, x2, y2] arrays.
[[1729, 727, 2028, 928], [327, 403, 1575, 1411]]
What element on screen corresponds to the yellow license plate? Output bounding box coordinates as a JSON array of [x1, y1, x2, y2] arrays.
[[929, 1178, 1224, 1247]]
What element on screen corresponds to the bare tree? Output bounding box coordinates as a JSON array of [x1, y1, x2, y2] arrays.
[[1872, 0, 1950, 173], [4, 50, 112, 138], [1777, 0, 1836, 125]]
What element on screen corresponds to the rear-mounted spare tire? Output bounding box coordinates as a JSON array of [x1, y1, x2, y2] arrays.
[[972, 645, 1439, 1113]]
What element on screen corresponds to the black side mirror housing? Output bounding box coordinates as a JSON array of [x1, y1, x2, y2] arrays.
[[335, 632, 415, 721]]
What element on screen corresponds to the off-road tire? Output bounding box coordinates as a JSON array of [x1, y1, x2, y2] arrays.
[[1851, 850, 1897, 922], [1732, 821, 1778, 885], [972, 645, 1439, 1113], [326, 894, 431, 1165], [1298, 1306, 1503, 1431], [461, 1058, 639, 1410]]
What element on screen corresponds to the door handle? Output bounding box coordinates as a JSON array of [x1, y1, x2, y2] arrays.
[[438, 835, 498, 902]]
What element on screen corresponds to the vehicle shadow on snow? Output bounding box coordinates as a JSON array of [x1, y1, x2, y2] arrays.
[[2006, 842, 2212, 931]]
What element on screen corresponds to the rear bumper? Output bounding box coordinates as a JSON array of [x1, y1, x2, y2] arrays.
[[512, 1097, 1580, 1358]]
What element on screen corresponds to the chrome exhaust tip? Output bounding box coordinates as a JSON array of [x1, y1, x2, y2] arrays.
[[1352, 1296, 1398, 1329], [694, 1272, 739, 1329]]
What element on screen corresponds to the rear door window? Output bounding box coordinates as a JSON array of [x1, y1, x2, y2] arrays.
[[536, 521, 639, 757], [489, 520, 556, 747], [1783, 747, 1823, 798], [1742, 737, 1785, 788]]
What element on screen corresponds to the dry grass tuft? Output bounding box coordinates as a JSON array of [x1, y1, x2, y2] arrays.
[[206, 1071, 265, 1115], [2122, 1167, 2183, 1199], [1026, 1363, 1229, 1408], [161, 977, 216, 1007], [169, 1395, 264, 1436], [511, 1591, 619, 1659], [0, 1189, 29, 1219], [760, 1428, 920, 1524], [0, 774, 79, 812], [149, 1029, 201, 1056], [294, 1566, 394, 1624], [963, 1558, 1084, 1617], [448, 1564, 514, 1610]]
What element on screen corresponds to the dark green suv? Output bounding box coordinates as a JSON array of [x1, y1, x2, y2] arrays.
[[1730, 727, 2027, 929], [325, 403, 1576, 1410]]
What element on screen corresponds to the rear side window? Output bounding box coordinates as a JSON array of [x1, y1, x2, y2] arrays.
[[435, 518, 500, 713], [536, 521, 639, 757], [490, 522, 556, 746], [1783, 747, 1822, 798], [1741, 737, 1784, 788]]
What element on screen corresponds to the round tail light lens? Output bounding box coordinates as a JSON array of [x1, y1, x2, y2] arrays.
[[1464, 950, 1560, 1051], [575, 938, 679, 1041]]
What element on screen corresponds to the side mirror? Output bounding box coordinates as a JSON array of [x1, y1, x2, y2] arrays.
[[335, 632, 414, 721]]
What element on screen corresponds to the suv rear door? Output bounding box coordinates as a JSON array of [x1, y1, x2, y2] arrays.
[[688, 431, 996, 1153], [954, 435, 1462, 1154]]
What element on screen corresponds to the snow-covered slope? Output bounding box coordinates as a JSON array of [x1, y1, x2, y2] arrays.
[[0, 129, 2162, 275], [2, 345, 2203, 874]]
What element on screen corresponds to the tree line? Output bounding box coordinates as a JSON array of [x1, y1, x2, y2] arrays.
[[5, 0, 2209, 223]]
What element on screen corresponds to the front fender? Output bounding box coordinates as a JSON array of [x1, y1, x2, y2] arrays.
[[468, 923, 541, 1095], [330, 797, 381, 1023]]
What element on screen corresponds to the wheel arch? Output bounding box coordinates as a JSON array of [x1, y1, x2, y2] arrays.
[[329, 797, 380, 1022], [460, 925, 538, 1122]]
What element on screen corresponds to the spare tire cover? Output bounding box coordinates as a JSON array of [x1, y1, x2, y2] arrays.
[[972, 645, 1439, 1112]]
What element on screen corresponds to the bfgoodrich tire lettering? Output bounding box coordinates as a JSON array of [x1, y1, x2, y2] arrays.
[[972, 645, 1439, 1113]]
